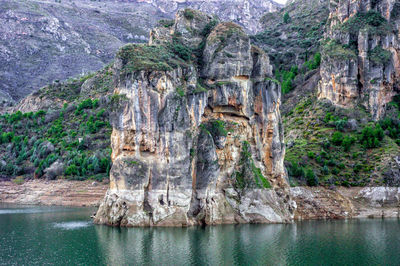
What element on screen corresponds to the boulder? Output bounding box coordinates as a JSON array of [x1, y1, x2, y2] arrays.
[[44, 161, 65, 180]]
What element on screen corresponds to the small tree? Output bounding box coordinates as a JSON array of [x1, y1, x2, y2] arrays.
[[283, 12, 291, 23], [305, 169, 319, 186], [331, 131, 343, 145]]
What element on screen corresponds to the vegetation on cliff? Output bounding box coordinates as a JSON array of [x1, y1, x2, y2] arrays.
[[284, 92, 400, 187], [250, 0, 400, 188], [0, 72, 114, 181]]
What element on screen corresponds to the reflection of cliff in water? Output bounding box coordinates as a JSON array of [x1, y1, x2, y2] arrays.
[[94, 223, 295, 265], [94, 220, 400, 265]]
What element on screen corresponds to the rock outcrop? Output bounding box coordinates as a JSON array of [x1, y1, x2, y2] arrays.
[[94, 10, 295, 227], [318, 0, 400, 120], [291, 186, 400, 219]]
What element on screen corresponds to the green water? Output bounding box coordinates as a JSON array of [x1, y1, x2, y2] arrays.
[[0, 204, 399, 265]]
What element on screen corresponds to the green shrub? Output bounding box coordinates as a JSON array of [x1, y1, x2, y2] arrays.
[[340, 10, 391, 36], [322, 165, 329, 175], [65, 164, 78, 176], [305, 169, 318, 186], [360, 125, 384, 148], [234, 141, 271, 189], [277, 67, 297, 94], [322, 39, 357, 60], [342, 135, 355, 151], [209, 120, 228, 137], [117, 44, 185, 73], [368, 46, 391, 65], [1, 132, 14, 144], [96, 109, 105, 118], [283, 12, 291, 23], [100, 157, 111, 174], [288, 161, 304, 178], [307, 151, 315, 159], [176, 87, 185, 97], [77, 99, 94, 111], [201, 20, 219, 37], [327, 159, 337, 167], [169, 38, 192, 61], [183, 9, 195, 20], [303, 52, 321, 70], [331, 131, 343, 145], [92, 99, 99, 108], [335, 119, 347, 131], [354, 163, 362, 173], [158, 19, 175, 28], [33, 110, 46, 119], [331, 167, 340, 175]]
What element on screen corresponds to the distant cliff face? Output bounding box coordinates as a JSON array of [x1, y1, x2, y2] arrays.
[[318, 0, 400, 119], [0, 0, 280, 105], [131, 0, 281, 33], [94, 10, 295, 227]]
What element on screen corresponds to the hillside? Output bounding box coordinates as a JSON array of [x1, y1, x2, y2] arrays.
[[252, 0, 329, 71], [278, 0, 400, 187], [1, 0, 399, 193], [0, 0, 281, 105]]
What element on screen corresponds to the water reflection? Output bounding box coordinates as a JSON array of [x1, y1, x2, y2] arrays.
[[94, 219, 400, 266], [0, 204, 399, 266]]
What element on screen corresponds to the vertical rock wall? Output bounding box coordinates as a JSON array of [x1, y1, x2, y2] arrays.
[[94, 10, 295, 227], [318, 0, 400, 120]]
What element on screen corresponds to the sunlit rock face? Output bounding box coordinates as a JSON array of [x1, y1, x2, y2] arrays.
[[318, 0, 400, 120], [94, 10, 295, 227]]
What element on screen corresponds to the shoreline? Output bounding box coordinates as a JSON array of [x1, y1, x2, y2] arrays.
[[291, 186, 400, 220], [0, 179, 108, 207], [0, 180, 399, 222]]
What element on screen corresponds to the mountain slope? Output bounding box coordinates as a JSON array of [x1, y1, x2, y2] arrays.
[[0, 0, 281, 104]]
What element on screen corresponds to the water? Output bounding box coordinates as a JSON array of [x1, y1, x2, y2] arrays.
[[0, 204, 399, 265]]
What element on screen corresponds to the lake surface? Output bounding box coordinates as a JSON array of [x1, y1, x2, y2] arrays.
[[0, 204, 399, 265]]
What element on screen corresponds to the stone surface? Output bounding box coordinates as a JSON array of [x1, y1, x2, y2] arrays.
[[0, 179, 108, 207], [44, 161, 65, 180], [94, 11, 295, 227], [291, 186, 400, 220], [318, 0, 400, 120]]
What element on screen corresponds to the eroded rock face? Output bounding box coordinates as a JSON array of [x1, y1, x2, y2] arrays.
[[291, 186, 400, 220], [318, 0, 400, 120], [94, 11, 295, 227]]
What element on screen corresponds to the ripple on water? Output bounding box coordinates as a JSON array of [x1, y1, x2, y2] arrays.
[[52, 221, 92, 230], [0, 209, 46, 214]]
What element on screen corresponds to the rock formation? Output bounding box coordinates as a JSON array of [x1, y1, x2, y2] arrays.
[[94, 10, 295, 227], [318, 0, 400, 119]]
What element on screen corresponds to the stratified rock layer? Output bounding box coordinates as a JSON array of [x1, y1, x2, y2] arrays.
[[318, 0, 400, 119], [94, 10, 295, 227]]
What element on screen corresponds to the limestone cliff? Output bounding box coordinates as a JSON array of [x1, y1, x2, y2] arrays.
[[318, 0, 400, 119], [94, 10, 295, 227]]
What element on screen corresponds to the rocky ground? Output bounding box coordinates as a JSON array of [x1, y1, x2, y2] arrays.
[[0, 179, 108, 207], [1, 180, 398, 221], [291, 186, 400, 220]]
